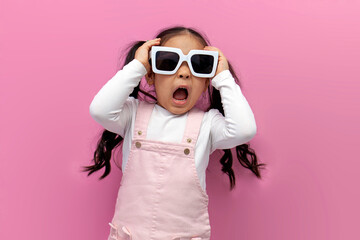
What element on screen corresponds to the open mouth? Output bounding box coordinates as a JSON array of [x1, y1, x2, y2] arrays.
[[172, 87, 188, 104]]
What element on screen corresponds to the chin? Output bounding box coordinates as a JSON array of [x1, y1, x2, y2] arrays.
[[169, 108, 188, 115], [167, 105, 192, 115]]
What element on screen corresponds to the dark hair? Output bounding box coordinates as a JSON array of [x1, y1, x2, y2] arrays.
[[83, 25, 265, 190]]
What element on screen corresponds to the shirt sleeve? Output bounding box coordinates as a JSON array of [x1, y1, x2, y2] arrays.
[[209, 70, 257, 153], [89, 59, 147, 137]]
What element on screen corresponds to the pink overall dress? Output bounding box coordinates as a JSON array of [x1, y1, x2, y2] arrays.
[[108, 101, 211, 240]]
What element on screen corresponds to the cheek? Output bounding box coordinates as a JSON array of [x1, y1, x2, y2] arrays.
[[191, 85, 205, 100], [205, 79, 210, 90], [196, 80, 208, 93], [154, 80, 171, 98]]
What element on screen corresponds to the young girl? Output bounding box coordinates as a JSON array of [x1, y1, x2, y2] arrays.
[[84, 26, 265, 240]]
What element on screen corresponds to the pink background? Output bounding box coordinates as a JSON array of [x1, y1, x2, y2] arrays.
[[1, 0, 359, 239]]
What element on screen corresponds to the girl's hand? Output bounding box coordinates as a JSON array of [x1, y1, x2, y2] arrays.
[[135, 38, 161, 73], [203, 46, 229, 78]]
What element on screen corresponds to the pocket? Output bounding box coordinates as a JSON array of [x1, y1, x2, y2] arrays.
[[109, 222, 132, 240]]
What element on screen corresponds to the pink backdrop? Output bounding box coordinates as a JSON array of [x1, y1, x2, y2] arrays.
[[1, 0, 359, 239]]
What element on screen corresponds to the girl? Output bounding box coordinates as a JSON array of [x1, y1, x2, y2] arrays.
[[84, 26, 265, 240]]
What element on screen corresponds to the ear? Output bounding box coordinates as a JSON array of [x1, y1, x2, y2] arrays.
[[203, 78, 210, 92], [145, 71, 155, 85]]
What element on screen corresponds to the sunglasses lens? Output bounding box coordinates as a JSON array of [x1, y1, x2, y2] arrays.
[[156, 51, 179, 71], [191, 54, 214, 74]]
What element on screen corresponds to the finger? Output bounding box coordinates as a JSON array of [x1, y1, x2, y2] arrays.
[[204, 46, 224, 58], [204, 46, 220, 53], [204, 46, 218, 50], [142, 38, 161, 50], [144, 38, 161, 45]]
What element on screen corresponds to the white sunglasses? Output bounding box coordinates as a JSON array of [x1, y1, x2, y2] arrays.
[[149, 46, 219, 78]]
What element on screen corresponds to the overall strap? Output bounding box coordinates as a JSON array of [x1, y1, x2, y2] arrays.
[[133, 100, 155, 140], [182, 107, 205, 147]]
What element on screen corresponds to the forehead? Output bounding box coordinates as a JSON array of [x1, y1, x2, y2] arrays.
[[162, 34, 205, 55]]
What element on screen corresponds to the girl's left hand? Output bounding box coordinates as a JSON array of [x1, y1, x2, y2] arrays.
[[203, 46, 229, 78]]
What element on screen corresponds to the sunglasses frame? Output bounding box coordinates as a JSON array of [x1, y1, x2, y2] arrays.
[[149, 46, 219, 78]]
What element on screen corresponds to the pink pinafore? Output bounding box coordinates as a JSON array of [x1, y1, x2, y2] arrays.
[[108, 101, 211, 240]]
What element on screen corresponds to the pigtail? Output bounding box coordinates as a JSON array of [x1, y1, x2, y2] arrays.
[[84, 26, 265, 187], [209, 61, 266, 190], [82, 40, 150, 179]]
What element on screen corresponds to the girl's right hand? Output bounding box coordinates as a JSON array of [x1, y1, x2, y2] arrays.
[[135, 38, 161, 73]]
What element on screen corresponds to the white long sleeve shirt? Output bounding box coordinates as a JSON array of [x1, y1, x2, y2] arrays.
[[89, 59, 257, 191]]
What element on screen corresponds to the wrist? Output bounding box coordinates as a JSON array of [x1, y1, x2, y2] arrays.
[[211, 69, 232, 89], [134, 58, 149, 73], [131, 59, 148, 75]]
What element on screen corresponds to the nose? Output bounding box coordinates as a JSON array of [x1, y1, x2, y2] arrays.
[[177, 61, 191, 79]]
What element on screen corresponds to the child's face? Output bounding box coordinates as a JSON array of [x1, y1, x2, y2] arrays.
[[147, 34, 210, 115]]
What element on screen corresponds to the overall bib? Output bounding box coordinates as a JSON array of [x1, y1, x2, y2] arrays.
[[108, 101, 211, 240]]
